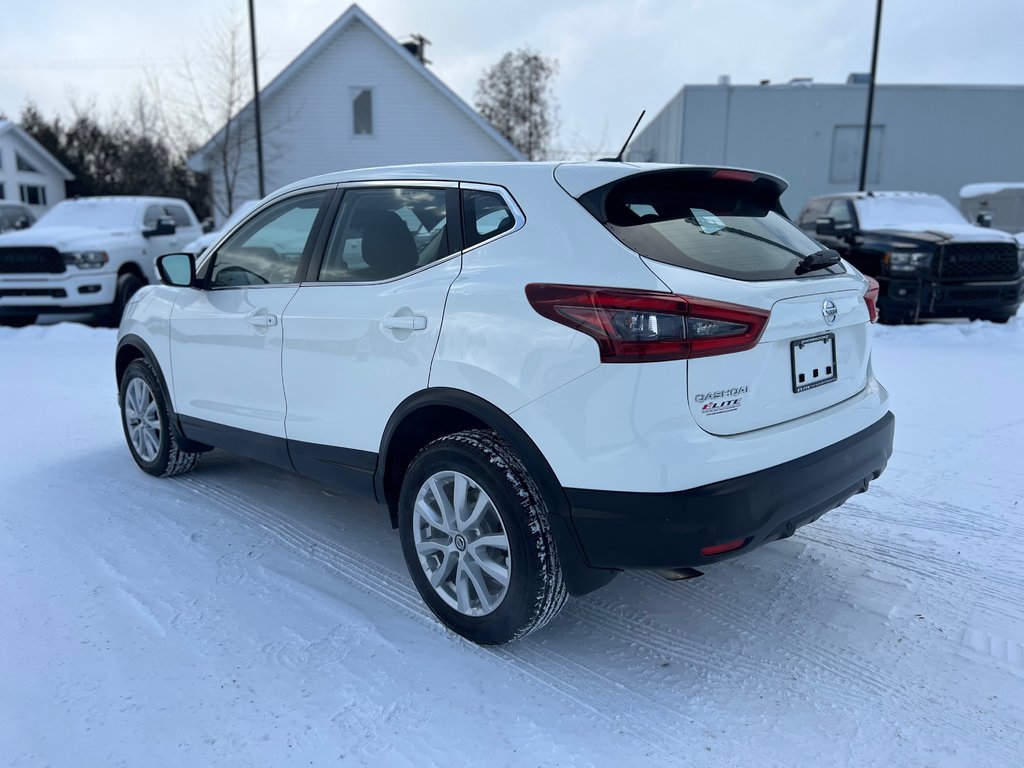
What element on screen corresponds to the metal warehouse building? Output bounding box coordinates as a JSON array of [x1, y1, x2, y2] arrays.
[[626, 77, 1024, 216]]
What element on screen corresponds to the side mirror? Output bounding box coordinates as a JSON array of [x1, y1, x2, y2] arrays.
[[976, 211, 993, 228], [156, 253, 197, 287], [816, 217, 853, 238], [815, 217, 837, 236], [144, 216, 176, 238]]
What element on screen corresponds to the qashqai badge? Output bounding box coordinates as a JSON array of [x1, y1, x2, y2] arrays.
[[822, 299, 838, 325]]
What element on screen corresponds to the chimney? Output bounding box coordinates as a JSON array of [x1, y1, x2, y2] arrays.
[[402, 34, 431, 65]]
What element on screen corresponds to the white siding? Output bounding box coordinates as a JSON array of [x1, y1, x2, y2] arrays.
[[0, 133, 68, 214], [202, 18, 517, 221]]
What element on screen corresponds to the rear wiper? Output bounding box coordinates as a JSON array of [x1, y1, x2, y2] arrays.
[[796, 248, 842, 275]]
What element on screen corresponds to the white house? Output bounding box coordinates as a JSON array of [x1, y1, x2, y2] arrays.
[[188, 3, 524, 222], [0, 120, 74, 215]]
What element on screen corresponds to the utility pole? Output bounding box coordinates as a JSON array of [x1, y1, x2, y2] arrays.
[[248, 0, 265, 198], [859, 0, 883, 192]]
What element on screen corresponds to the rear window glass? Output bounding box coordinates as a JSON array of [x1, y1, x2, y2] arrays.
[[580, 173, 844, 281]]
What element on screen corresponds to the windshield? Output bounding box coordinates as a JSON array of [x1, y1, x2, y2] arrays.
[[854, 195, 968, 230], [37, 200, 139, 230], [218, 200, 261, 233], [581, 173, 843, 281]]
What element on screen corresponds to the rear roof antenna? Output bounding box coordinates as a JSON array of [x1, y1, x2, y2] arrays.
[[601, 110, 646, 162]]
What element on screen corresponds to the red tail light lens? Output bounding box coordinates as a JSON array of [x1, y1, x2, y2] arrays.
[[525, 284, 769, 363], [864, 276, 880, 323]]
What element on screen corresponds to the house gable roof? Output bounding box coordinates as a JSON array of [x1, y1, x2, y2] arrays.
[[0, 120, 75, 180], [188, 3, 524, 169]]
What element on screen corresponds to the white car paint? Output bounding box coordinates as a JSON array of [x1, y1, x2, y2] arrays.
[[121, 162, 890, 491]]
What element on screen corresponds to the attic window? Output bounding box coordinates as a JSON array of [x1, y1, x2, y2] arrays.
[[352, 88, 373, 135], [16, 152, 39, 173]]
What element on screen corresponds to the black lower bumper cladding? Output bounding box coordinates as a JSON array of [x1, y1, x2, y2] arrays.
[[566, 412, 895, 570]]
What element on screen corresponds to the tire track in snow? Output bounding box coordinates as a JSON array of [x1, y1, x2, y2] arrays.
[[842, 490, 1024, 541], [802, 524, 1024, 622], [176, 474, 1022, 767], [579, 580, 1007, 758], [175, 475, 716, 765], [620, 570, 1022, 765]]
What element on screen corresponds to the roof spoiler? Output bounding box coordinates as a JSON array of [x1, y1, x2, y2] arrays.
[[576, 166, 789, 223]]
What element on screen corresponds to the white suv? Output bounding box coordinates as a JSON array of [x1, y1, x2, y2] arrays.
[[116, 163, 894, 644]]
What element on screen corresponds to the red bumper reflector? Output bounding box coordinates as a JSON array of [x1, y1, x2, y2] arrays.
[[700, 538, 747, 557]]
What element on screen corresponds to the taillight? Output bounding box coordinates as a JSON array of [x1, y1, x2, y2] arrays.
[[864, 276, 880, 323], [524, 284, 769, 363]]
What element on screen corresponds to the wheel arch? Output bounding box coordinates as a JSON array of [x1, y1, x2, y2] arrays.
[[118, 260, 146, 280], [376, 387, 618, 597], [116, 334, 211, 453]]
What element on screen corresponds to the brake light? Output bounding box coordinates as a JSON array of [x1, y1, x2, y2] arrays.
[[712, 169, 757, 183], [864, 276, 880, 323], [524, 284, 769, 363]]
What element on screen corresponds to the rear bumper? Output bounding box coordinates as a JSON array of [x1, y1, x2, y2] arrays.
[[880, 275, 1022, 318], [565, 411, 895, 570]]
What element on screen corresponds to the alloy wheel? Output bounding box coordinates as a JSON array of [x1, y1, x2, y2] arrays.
[[412, 470, 511, 616], [124, 377, 162, 462]]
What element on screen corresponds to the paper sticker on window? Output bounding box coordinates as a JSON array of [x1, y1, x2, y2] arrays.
[[691, 208, 725, 235]]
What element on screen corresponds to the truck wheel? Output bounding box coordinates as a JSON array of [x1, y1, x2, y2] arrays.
[[398, 429, 567, 645], [0, 315, 37, 328], [877, 310, 904, 325], [101, 272, 146, 327], [119, 358, 200, 477]]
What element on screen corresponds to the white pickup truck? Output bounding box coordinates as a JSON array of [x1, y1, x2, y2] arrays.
[[0, 196, 202, 326]]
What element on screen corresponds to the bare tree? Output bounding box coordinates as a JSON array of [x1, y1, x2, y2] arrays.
[[179, 11, 256, 218], [475, 48, 559, 161]]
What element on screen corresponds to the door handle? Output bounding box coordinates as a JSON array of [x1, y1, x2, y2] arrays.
[[380, 315, 427, 331], [246, 312, 278, 328]]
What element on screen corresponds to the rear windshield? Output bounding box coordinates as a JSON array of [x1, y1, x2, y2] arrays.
[[579, 173, 844, 281]]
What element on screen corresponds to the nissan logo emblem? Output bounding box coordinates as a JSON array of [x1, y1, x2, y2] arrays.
[[822, 299, 838, 325]]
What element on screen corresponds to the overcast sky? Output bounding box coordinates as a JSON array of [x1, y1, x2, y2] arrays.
[[4, 0, 1024, 156]]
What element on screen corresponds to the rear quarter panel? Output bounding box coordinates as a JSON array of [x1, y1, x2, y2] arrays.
[[429, 172, 669, 413]]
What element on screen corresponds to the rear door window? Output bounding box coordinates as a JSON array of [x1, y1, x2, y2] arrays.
[[318, 187, 452, 282], [579, 172, 845, 281], [163, 205, 194, 228]]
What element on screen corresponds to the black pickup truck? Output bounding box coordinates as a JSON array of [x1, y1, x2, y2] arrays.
[[797, 191, 1023, 323]]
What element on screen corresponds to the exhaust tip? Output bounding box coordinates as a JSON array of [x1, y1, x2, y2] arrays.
[[656, 567, 704, 581]]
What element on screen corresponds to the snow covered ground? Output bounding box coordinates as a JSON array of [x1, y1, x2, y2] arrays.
[[2, 319, 1022, 767]]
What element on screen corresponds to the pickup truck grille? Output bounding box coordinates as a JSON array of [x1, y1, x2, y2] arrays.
[[0, 247, 65, 274], [935, 243, 1019, 279]]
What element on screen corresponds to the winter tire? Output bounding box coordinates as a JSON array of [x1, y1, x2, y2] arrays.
[[398, 429, 567, 645], [119, 358, 200, 477], [0, 315, 37, 328]]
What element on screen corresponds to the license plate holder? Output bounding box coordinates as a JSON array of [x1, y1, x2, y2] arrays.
[[791, 333, 837, 393]]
